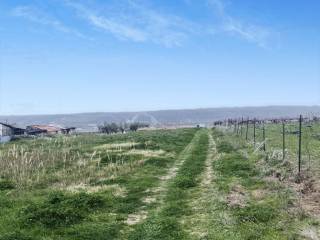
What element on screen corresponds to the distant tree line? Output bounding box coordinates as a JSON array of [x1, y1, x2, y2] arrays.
[[98, 122, 149, 134]]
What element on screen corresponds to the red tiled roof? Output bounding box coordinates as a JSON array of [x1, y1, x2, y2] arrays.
[[30, 125, 61, 132]]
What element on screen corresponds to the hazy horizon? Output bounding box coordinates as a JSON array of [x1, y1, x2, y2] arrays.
[[0, 104, 319, 117]]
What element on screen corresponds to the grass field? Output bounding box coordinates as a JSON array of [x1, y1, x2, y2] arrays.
[[0, 127, 319, 239]]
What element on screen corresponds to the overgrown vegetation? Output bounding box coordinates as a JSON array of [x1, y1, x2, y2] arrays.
[[0, 126, 319, 239], [128, 130, 209, 239], [0, 128, 197, 239]]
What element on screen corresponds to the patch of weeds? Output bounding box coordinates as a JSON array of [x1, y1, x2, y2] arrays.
[[100, 153, 142, 165], [145, 157, 171, 168], [21, 191, 105, 228], [0, 179, 15, 191], [241, 177, 266, 190], [66, 222, 121, 240], [234, 202, 278, 223], [0, 194, 13, 208], [174, 174, 197, 189], [214, 153, 258, 179], [129, 215, 188, 240], [92, 177, 127, 186], [0, 231, 33, 240], [217, 141, 236, 153], [211, 129, 224, 138]]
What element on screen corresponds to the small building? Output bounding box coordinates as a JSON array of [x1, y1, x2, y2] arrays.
[[61, 127, 76, 134], [0, 122, 26, 143], [26, 126, 48, 135], [26, 125, 76, 135], [26, 125, 62, 135]]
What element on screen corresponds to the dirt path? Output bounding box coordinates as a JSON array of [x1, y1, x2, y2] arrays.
[[183, 132, 223, 239], [125, 131, 201, 226]]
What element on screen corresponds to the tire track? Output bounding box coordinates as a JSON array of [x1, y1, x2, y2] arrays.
[[184, 131, 222, 239], [124, 131, 202, 226]]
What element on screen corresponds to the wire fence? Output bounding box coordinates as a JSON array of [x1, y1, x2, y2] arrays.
[[214, 115, 320, 181]]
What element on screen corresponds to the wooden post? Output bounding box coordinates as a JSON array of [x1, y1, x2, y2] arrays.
[[282, 121, 286, 160], [298, 115, 302, 173], [246, 118, 249, 141]]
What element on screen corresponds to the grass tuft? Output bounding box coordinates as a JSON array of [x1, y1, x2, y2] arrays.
[[21, 192, 105, 228]]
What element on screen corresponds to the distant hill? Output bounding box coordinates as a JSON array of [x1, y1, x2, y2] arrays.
[[0, 106, 319, 130]]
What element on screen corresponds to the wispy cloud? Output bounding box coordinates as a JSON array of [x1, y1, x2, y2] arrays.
[[12, 6, 88, 39], [207, 0, 272, 47], [65, 0, 199, 47], [11, 1, 273, 48]]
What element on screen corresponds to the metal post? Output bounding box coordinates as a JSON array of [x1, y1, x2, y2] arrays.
[[246, 118, 249, 141], [282, 121, 285, 160], [263, 123, 266, 152], [298, 115, 302, 173], [253, 118, 256, 147], [240, 117, 243, 137]]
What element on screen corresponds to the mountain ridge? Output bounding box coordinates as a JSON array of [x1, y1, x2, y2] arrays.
[[1, 106, 319, 129]]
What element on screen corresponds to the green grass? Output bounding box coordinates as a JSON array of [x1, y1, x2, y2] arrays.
[[128, 130, 209, 240], [206, 127, 315, 240], [0, 128, 198, 239], [0, 125, 319, 239]]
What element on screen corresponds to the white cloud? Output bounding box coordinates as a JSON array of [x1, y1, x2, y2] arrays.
[[65, 0, 200, 47], [12, 6, 88, 39], [11, 1, 273, 48], [207, 0, 272, 47]]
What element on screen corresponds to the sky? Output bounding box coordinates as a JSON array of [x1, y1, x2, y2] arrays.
[[0, 0, 319, 115]]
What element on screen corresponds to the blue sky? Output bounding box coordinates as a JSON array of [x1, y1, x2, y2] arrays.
[[0, 0, 319, 115]]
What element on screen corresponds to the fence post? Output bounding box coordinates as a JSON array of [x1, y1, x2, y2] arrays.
[[263, 123, 266, 152], [282, 121, 286, 160], [246, 118, 249, 141], [240, 117, 243, 137], [253, 118, 256, 147], [298, 115, 302, 174], [236, 120, 239, 135]]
